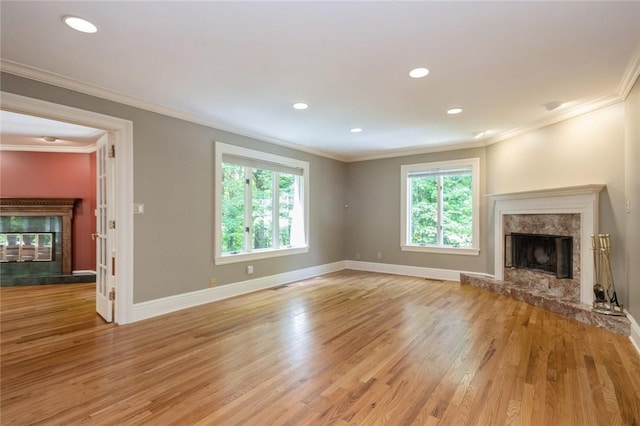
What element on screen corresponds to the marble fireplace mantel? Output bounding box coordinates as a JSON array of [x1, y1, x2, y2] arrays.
[[488, 184, 605, 306]]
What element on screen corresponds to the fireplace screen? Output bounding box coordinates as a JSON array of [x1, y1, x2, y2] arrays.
[[505, 233, 572, 279], [0, 233, 54, 263]]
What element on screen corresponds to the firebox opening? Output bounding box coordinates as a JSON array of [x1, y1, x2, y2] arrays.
[[1, 232, 56, 263], [505, 233, 573, 279]]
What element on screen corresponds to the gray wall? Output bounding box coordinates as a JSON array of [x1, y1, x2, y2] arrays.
[[0, 73, 347, 303], [1, 72, 637, 319], [625, 78, 640, 319], [345, 147, 489, 273]]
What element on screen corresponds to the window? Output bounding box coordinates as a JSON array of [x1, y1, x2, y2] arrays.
[[215, 142, 309, 264], [400, 158, 480, 255]]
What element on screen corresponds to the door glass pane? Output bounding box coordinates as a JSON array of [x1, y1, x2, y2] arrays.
[[37, 233, 53, 261], [0, 234, 5, 262], [21, 233, 36, 261], [6, 234, 20, 262]]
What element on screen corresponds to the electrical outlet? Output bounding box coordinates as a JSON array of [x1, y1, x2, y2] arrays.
[[356, 253, 360, 260], [247, 265, 254, 274], [377, 252, 382, 259], [210, 277, 216, 287]]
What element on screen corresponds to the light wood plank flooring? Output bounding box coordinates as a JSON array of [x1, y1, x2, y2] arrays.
[[2, 271, 639, 425]]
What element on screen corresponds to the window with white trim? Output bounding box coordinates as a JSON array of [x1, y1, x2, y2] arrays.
[[401, 158, 480, 255], [215, 142, 309, 265]]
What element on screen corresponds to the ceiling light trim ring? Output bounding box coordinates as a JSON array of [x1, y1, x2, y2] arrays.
[[63, 16, 98, 34], [409, 68, 430, 78]]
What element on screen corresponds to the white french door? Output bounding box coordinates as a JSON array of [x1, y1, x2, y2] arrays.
[[96, 133, 115, 322]]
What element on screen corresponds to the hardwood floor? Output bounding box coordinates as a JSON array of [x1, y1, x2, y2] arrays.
[[2, 271, 639, 425]]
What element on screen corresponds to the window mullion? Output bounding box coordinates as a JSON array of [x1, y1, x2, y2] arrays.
[[244, 167, 252, 253]]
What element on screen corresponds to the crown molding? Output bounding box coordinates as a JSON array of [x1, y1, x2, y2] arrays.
[[483, 93, 624, 147], [0, 143, 96, 154], [0, 60, 347, 162], [618, 46, 640, 99], [346, 139, 486, 163], [2, 55, 638, 163]]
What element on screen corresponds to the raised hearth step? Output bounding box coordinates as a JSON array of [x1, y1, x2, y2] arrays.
[[1, 273, 96, 286], [460, 273, 631, 336]]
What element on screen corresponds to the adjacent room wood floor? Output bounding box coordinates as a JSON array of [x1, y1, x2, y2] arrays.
[[2, 271, 639, 425]]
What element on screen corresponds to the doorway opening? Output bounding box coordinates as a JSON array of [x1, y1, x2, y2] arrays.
[[1, 91, 134, 324]]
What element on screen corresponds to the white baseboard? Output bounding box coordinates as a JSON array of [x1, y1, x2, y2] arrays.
[[132, 261, 346, 322], [628, 312, 640, 355], [73, 270, 97, 275], [344, 260, 488, 282], [131, 260, 492, 323]]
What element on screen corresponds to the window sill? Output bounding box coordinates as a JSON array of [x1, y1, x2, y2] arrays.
[[401, 245, 480, 256], [215, 246, 309, 265]]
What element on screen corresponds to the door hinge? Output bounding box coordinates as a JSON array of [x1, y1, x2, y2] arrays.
[[108, 289, 115, 301], [109, 220, 116, 229], [109, 145, 116, 158]]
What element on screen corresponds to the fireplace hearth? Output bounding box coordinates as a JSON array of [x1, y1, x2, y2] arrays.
[[460, 273, 630, 335]]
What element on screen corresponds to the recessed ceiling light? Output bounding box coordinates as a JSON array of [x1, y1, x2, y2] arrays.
[[292, 102, 308, 110], [447, 108, 463, 115], [350, 128, 363, 133], [63, 16, 97, 34], [409, 68, 430, 78], [42, 136, 58, 143]]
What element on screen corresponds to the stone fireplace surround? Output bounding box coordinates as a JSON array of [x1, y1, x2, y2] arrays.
[[503, 213, 580, 300], [460, 185, 631, 335]]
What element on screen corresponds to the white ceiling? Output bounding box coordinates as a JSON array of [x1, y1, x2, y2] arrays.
[[0, 110, 104, 152], [1, 1, 639, 161]]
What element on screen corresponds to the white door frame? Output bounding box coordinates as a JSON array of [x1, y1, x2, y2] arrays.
[[1, 91, 134, 324]]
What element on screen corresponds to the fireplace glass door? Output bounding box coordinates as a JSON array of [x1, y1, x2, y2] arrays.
[[505, 233, 573, 279], [0, 233, 54, 263]]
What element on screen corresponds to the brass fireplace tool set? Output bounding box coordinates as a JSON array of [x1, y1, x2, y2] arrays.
[[591, 234, 624, 316]]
